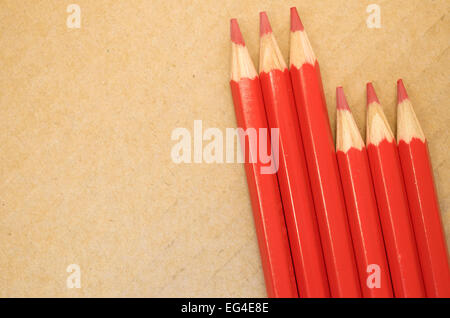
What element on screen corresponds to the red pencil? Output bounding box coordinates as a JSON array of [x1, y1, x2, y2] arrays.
[[229, 19, 298, 298], [258, 12, 329, 298], [396, 79, 450, 298], [335, 87, 393, 298], [365, 82, 425, 298], [289, 7, 361, 297]]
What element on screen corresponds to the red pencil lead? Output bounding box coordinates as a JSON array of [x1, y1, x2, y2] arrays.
[[397, 79, 409, 104], [259, 12, 272, 36], [366, 82, 380, 106], [336, 87, 350, 111], [230, 18, 245, 46], [290, 7, 304, 32]]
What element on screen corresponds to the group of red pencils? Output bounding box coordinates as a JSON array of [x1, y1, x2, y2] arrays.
[[229, 8, 449, 298]]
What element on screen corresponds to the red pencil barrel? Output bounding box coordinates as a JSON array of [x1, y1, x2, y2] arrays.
[[337, 147, 393, 297], [290, 63, 361, 297], [230, 78, 298, 298], [367, 139, 425, 297], [259, 69, 330, 297], [398, 138, 450, 297]]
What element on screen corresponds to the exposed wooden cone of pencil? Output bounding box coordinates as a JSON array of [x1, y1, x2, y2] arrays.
[[259, 12, 287, 73], [336, 87, 365, 153], [366, 82, 395, 145], [230, 19, 257, 82], [289, 7, 316, 68], [396, 79, 426, 143]]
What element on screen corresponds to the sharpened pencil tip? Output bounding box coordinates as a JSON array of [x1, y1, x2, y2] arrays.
[[366, 82, 380, 107], [397, 79, 409, 104], [336, 87, 350, 111], [259, 12, 272, 36], [230, 19, 245, 46], [290, 7, 304, 32]]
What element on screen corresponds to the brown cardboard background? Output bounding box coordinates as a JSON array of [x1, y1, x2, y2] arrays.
[[0, 0, 448, 297]]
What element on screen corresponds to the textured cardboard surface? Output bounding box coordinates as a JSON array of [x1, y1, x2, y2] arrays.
[[0, 0, 448, 297]]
